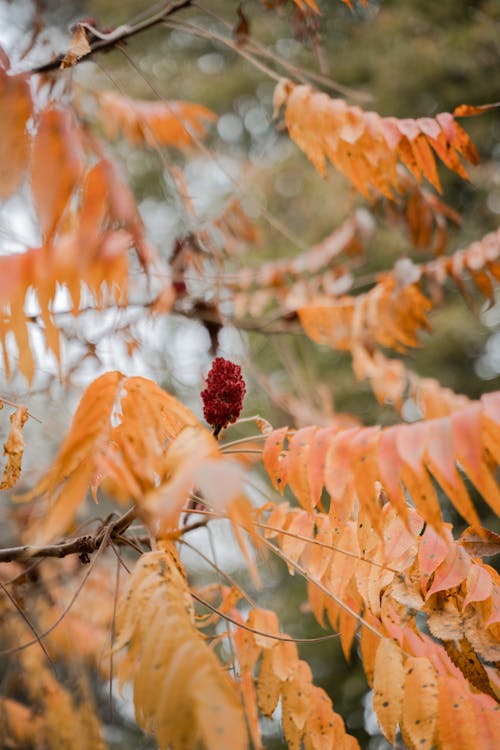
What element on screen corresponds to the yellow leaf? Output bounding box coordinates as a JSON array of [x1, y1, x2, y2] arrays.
[[23, 371, 200, 542], [373, 638, 404, 744], [115, 544, 248, 750], [401, 656, 438, 750], [257, 648, 282, 717]]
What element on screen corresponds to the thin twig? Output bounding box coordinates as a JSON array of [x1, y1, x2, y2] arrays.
[[180, 537, 258, 609], [0, 397, 42, 424], [27, 0, 194, 74], [259, 535, 386, 642], [255, 520, 400, 574], [0, 507, 137, 564], [0, 526, 113, 657], [191, 590, 341, 644], [0, 580, 56, 672]]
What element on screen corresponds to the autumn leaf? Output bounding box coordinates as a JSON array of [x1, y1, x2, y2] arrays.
[[294, 0, 320, 12], [0, 67, 32, 199], [263, 394, 500, 531], [22, 371, 201, 541], [0, 405, 28, 490], [453, 102, 500, 117], [274, 79, 480, 199], [373, 638, 404, 743], [401, 656, 438, 750], [115, 543, 248, 750], [96, 91, 217, 150], [31, 105, 84, 240], [60, 24, 91, 68]]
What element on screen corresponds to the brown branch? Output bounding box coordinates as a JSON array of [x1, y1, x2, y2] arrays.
[[0, 507, 137, 564], [28, 0, 193, 74], [0, 506, 213, 565]]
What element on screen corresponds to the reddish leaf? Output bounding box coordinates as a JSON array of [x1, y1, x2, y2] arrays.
[[419, 524, 452, 590], [426, 542, 471, 598], [451, 404, 500, 516], [462, 563, 493, 610], [425, 417, 480, 527], [470, 693, 500, 750], [459, 526, 500, 557]]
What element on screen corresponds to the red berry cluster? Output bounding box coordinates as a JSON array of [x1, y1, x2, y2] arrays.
[[201, 357, 246, 434]]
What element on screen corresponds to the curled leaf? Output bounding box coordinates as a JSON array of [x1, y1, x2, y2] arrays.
[[61, 25, 91, 68], [1, 405, 28, 490]]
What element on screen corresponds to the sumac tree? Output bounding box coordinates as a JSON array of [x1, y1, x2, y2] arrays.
[[0, 1, 499, 749]]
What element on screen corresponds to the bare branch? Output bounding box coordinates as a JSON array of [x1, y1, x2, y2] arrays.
[[28, 0, 193, 75], [0, 507, 137, 564]]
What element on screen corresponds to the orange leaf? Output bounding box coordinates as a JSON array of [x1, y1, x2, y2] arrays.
[[425, 417, 480, 527], [436, 112, 480, 165], [360, 610, 383, 687], [373, 638, 404, 744], [281, 661, 313, 748], [303, 687, 342, 750], [257, 648, 281, 717], [308, 427, 337, 509], [24, 371, 201, 541], [377, 426, 408, 526], [274, 80, 478, 199], [436, 676, 478, 750], [281, 509, 314, 564], [97, 92, 216, 150], [470, 692, 500, 749], [451, 404, 500, 517], [401, 656, 438, 750], [272, 639, 298, 682], [327, 521, 360, 600], [31, 106, 83, 240], [263, 426, 288, 493], [0, 69, 31, 199], [247, 609, 280, 650], [287, 426, 317, 509], [294, 0, 320, 12], [454, 101, 500, 117]]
